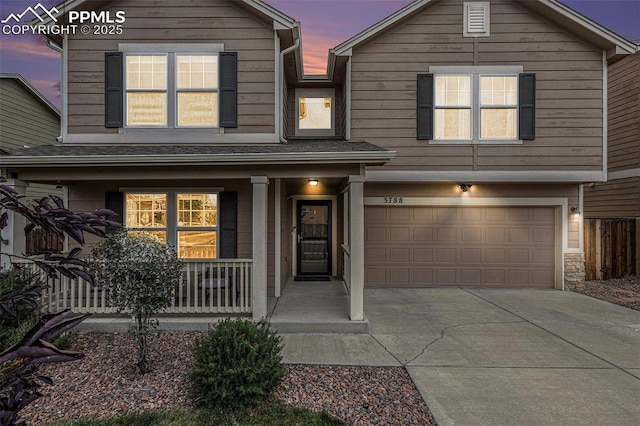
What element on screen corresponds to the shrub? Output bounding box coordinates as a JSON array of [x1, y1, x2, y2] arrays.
[[189, 319, 286, 409], [0, 268, 43, 349], [88, 231, 183, 374]]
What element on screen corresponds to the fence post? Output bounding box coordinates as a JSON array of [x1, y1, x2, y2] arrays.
[[595, 219, 602, 280], [636, 218, 640, 275]]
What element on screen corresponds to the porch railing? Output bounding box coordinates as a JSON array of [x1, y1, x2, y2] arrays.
[[35, 259, 252, 314]]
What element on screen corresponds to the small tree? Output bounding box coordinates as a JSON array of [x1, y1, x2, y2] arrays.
[[88, 232, 183, 373]]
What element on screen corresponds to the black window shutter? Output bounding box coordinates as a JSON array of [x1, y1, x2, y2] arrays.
[[417, 73, 434, 140], [105, 191, 124, 234], [104, 52, 124, 128], [519, 73, 536, 140], [219, 192, 238, 259], [219, 52, 238, 128]]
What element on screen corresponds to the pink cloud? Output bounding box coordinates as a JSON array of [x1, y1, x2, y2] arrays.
[[300, 30, 343, 75], [1, 37, 60, 60]]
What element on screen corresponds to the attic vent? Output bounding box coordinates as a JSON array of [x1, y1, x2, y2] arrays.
[[464, 2, 490, 37]]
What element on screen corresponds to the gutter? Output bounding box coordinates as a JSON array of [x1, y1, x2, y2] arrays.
[[2, 151, 396, 167], [279, 32, 300, 143]]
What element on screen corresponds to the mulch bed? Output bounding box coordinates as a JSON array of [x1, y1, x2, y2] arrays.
[[19, 332, 434, 425], [573, 276, 640, 311]]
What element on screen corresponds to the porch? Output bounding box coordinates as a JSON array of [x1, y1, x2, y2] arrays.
[[267, 278, 369, 334]]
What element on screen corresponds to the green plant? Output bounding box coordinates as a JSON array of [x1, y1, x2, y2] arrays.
[[88, 231, 183, 374], [0, 268, 43, 349], [189, 318, 286, 410]]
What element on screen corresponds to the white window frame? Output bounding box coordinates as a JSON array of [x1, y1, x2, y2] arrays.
[[295, 88, 335, 137], [430, 65, 523, 145], [120, 43, 224, 131], [124, 54, 169, 128], [123, 188, 223, 260]]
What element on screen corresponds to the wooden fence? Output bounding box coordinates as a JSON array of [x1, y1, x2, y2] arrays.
[[25, 228, 63, 255], [584, 218, 639, 280]]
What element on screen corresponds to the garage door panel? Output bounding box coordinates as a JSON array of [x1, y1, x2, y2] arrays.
[[413, 248, 433, 262], [365, 206, 556, 288], [462, 227, 483, 242]]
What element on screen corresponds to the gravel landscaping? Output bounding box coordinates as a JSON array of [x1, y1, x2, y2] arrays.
[[19, 332, 434, 425], [574, 275, 640, 311]]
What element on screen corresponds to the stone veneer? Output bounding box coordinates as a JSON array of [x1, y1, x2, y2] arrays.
[[564, 252, 586, 289]]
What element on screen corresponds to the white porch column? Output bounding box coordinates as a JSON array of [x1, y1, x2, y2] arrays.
[[348, 175, 365, 321], [1, 179, 28, 270], [251, 176, 269, 320]]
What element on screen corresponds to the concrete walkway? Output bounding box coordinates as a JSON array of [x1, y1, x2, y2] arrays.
[[281, 287, 640, 425]]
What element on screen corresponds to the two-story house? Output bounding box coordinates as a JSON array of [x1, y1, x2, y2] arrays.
[[1, 0, 635, 323]]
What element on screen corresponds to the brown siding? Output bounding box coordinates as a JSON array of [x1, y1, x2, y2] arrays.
[[349, 0, 604, 172], [608, 52, 640, 172], [584, 177, 640, 218], [67, 0, 275, 135]]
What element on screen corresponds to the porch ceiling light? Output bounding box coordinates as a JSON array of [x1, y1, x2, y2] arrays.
[[458, 183, 472, 192], [308, 179, 319, 187]]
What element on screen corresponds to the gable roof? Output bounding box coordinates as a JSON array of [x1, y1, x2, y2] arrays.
[[332, 0, 636, 58], [45, 0, 296, 29], [0, 73, 60, 117]]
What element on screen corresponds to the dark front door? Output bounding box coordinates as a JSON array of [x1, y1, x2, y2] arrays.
[[297, 200, 332, 276]]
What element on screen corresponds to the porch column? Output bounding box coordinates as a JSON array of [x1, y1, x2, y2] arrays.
[[348, 175, 365, 321], [1, 179, 28, 270], [251, 176, 269, 320]]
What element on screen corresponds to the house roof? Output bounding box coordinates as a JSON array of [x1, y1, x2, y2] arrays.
[[331, 0, 637, 59], [3, 140, 394, 167], [0, 73, 60, 117], [43, 0, 296, 29]]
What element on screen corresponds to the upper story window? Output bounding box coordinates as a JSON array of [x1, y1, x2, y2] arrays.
[[124, 53, 219, 128], [418, 66, 535, 143], [295, 88, 335, 137], [104, 44, 238, 131]]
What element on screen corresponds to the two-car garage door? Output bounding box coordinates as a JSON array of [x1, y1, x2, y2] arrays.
[[364, 206, 557, 288]]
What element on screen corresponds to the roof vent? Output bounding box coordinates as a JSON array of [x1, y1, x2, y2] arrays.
[[464, 2, 490, 37]]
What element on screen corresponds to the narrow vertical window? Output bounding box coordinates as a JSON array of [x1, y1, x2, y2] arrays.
[[177, 193, 218, 259], [434, 75, 472, 140], [480, 76, 518, 139], [125, 55, 168, 126], [176, 55, 219, 127]]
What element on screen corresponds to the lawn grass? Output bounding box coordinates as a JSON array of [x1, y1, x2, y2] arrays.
[[45, 402, 346, 426]]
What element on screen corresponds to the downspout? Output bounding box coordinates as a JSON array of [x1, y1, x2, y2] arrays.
[[279, 37, 300, 143], [46, 39, 64, 142]]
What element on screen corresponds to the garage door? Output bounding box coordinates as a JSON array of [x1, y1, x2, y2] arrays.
[[364, 206, 556, 288]]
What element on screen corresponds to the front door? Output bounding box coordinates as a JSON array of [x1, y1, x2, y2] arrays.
[[297, 200, 332, 276]]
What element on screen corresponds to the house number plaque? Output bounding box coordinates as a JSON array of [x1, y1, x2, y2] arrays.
[[383, 197, 404, 204]]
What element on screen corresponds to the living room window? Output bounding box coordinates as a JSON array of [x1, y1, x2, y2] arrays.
[[125, 192, 218, 259], [418, 65, 534, 143]]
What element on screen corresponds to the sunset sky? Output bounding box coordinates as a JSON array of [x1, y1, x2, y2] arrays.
[[0, 0, 638, 108]]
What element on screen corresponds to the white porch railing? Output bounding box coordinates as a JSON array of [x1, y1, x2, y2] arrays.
[[37, 259, 252, 314]]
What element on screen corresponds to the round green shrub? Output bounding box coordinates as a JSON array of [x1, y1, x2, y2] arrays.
[[189, 318, 286, 409]]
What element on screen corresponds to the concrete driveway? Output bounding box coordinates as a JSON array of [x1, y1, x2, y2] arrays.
[[365, 288, 640, 426]]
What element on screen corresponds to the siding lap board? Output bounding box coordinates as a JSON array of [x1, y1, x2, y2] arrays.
[[349, 0, 603, 172], [67, 0, 275, 135]]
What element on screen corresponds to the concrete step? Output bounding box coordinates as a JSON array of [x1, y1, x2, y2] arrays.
[[269, 318, 369, 334]]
